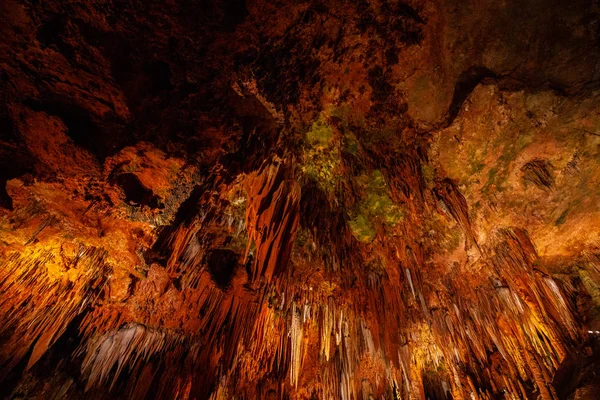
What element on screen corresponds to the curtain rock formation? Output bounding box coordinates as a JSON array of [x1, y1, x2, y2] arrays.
[[1, 0, 600, 399]]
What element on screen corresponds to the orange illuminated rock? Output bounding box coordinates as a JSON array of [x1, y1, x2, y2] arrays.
[[1, 0, 600, 399]]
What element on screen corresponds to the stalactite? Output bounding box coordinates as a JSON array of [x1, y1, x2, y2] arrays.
[[290, 302, 304, 388], [0, 245, 110, 374], [2, 1, 599, 397], [244, 163, 301, 285]]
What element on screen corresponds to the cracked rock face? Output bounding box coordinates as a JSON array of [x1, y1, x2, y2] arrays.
[[1, 0, 600, 399]]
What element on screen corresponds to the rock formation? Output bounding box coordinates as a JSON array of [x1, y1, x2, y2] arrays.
[[1, 0, 600, 399]]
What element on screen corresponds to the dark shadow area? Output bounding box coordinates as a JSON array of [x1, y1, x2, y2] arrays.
[[445, 66, 496, 127], [113, 173, 161, 209], [206, 249, 239, 290], [24, 99, 131, 161]]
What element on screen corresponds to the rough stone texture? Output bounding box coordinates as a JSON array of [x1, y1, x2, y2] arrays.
[[1, 0, 600, 399]]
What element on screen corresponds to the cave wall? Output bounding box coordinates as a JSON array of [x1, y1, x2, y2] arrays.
[[1, 0, 600, 399]]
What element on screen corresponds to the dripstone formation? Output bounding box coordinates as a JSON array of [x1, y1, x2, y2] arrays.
[[1, 0, 600, 399]]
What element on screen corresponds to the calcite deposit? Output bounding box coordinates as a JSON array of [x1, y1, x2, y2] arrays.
[[1, 0, 600, 399]]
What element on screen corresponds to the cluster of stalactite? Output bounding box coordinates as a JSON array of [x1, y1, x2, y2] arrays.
[[208, 232, 580, 400], [0, 153, 590, 400], [2, 0, 600, 397], [0, 245, 110, 373]]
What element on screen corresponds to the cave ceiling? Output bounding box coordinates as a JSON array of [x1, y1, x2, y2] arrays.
[[1, 0, 600, 399]]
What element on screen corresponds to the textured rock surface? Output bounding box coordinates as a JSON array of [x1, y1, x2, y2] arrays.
[[1, 0, 600, 399]]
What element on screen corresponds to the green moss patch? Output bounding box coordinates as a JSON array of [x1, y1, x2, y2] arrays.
[[348, 170, 405, 242], [301, 116, 341, 194], [305, 117, 334, 147], [348, 214, 376, 243], [343, 133, 359, 155], [363, 170, 405, 225]]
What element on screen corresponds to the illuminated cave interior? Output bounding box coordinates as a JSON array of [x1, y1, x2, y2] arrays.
[[1, 0, 600, 399]]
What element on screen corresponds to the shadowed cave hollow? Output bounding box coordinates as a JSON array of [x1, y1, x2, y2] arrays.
[[2, 0, 600, 399]]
